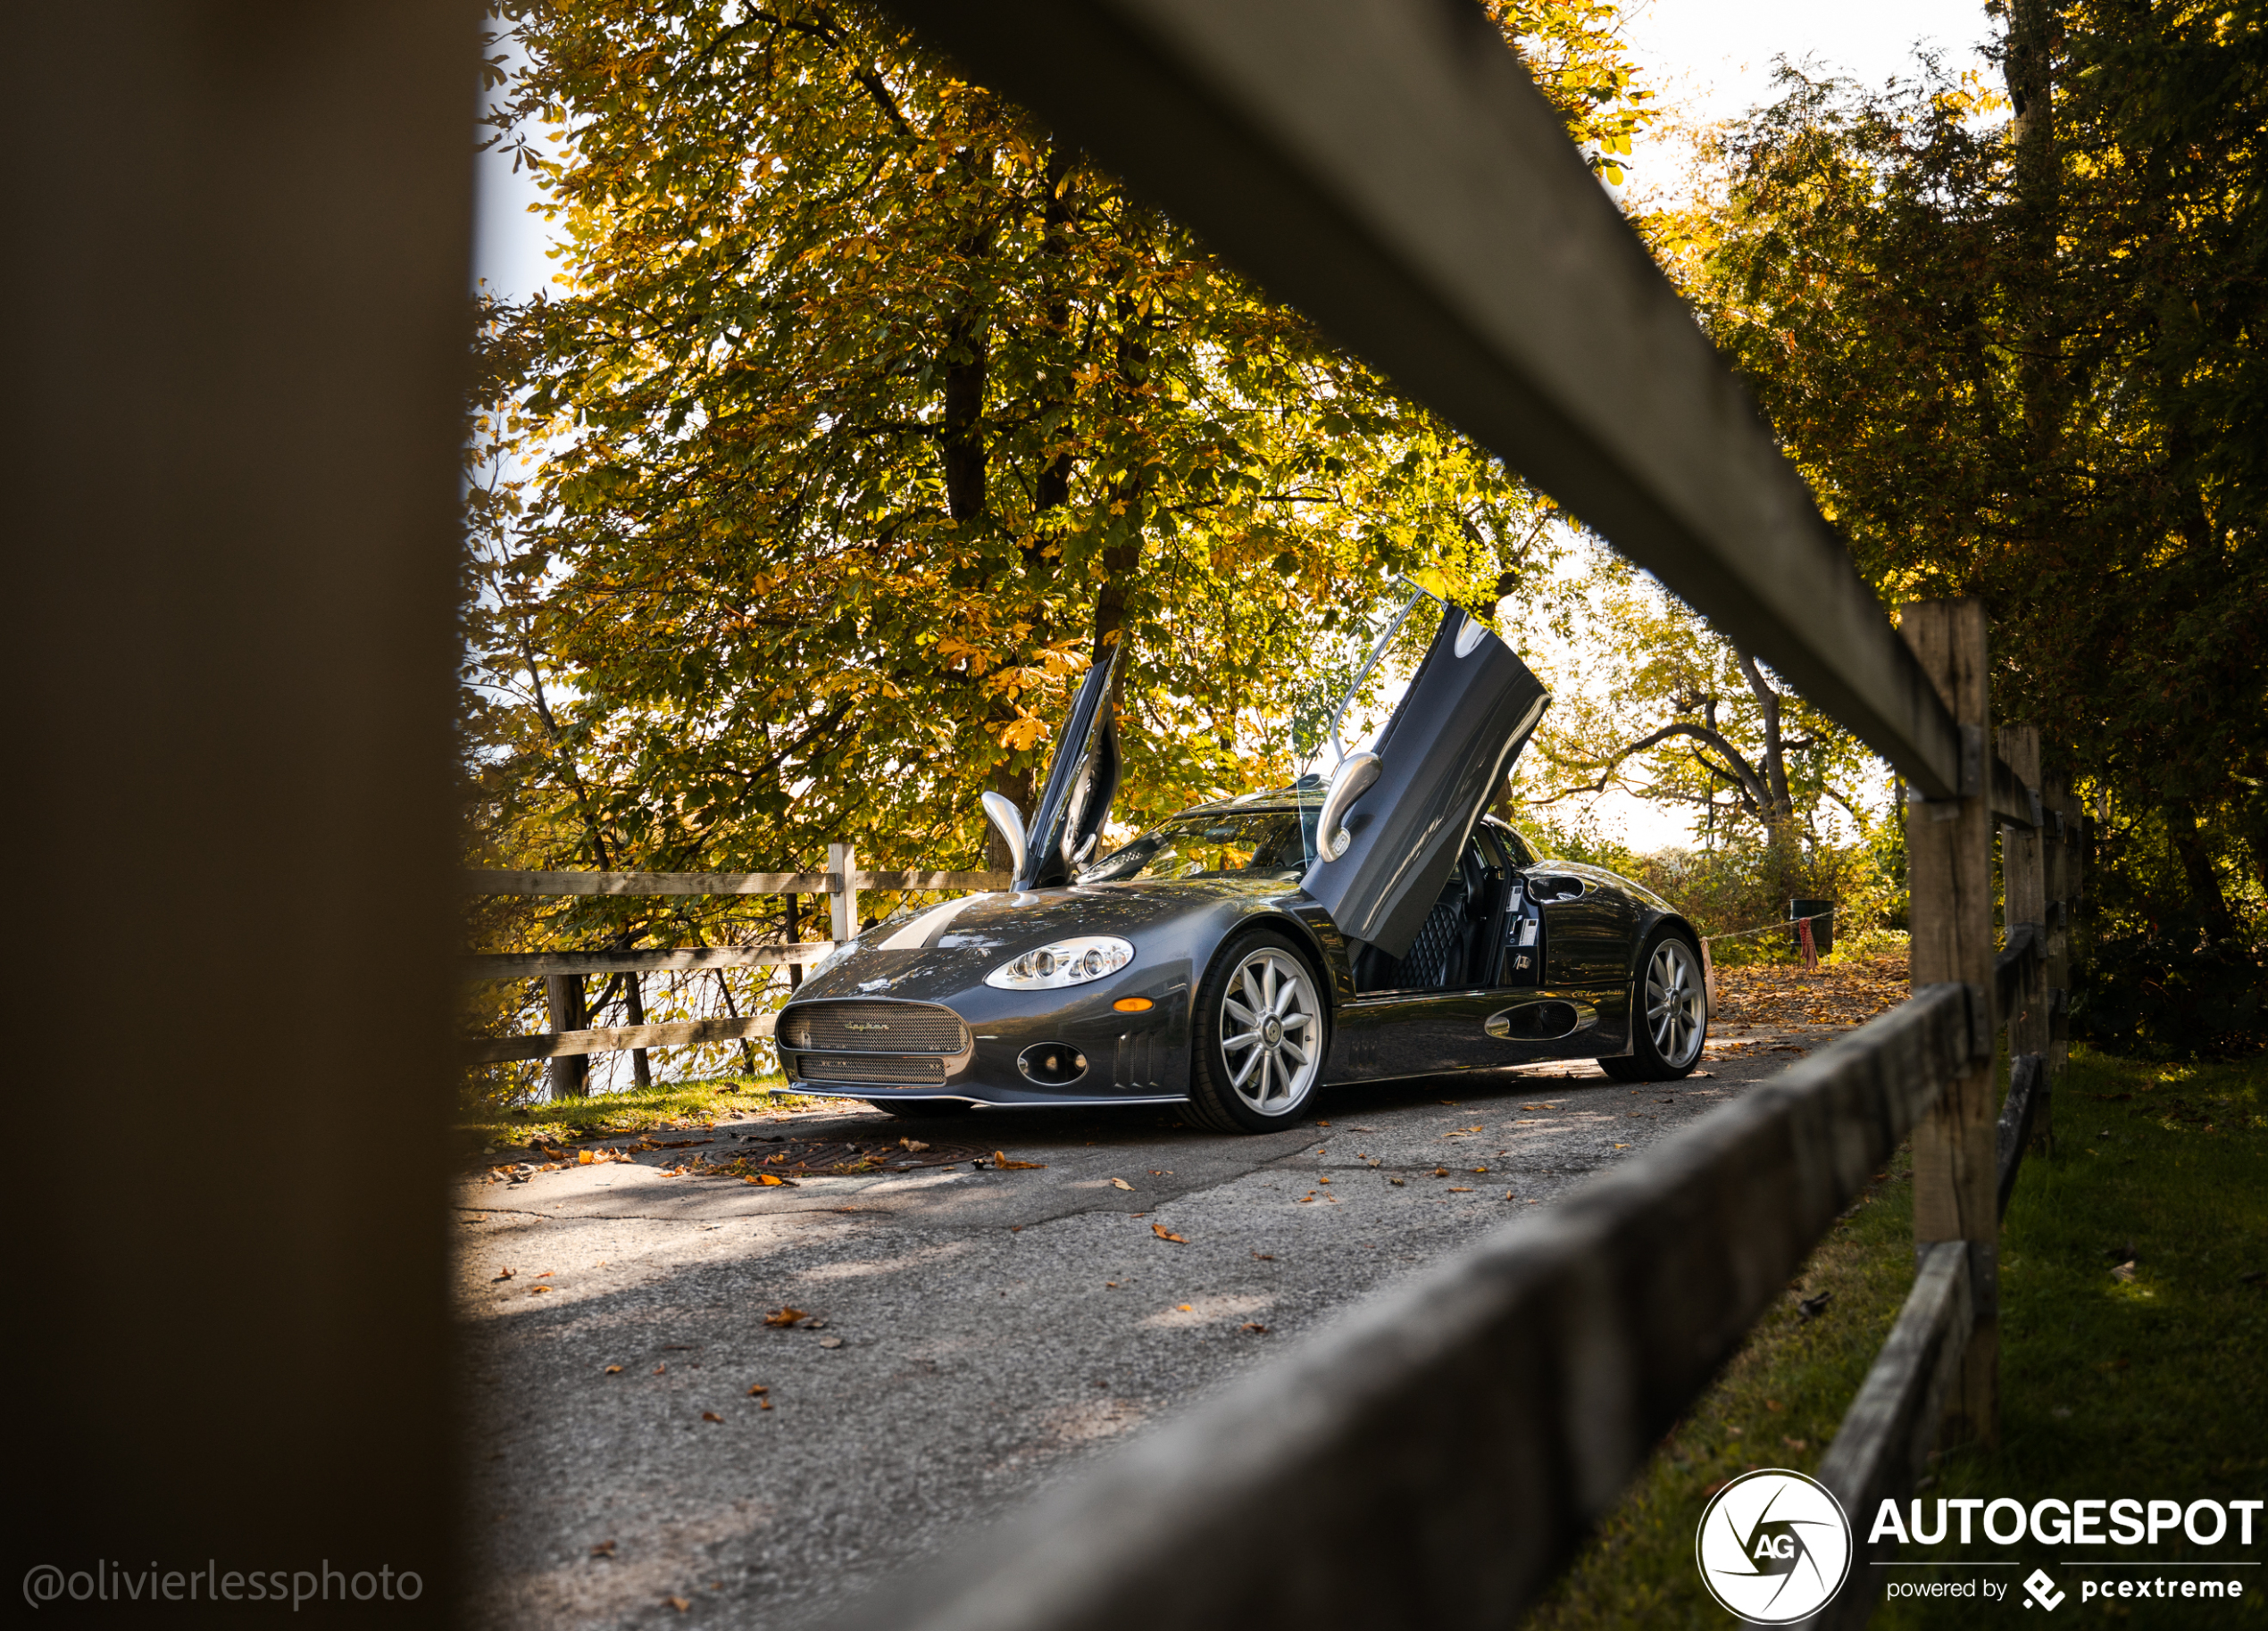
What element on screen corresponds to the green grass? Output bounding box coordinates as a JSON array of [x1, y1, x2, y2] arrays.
[[454, 1072, 838, 1158], [1522, 1047, 2268, 1628]]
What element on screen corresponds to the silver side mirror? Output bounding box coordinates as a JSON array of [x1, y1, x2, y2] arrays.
[[980, 792, 1028, 880], [1315, 752, 1382, 861]]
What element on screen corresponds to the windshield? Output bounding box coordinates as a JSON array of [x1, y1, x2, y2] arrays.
[[1080, 809, 1316, 884]]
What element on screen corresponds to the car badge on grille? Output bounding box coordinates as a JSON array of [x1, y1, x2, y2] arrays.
[[843, 1022, 889, 1032]]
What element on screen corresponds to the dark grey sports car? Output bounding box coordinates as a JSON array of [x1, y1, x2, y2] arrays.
[[776, 603, 1708, 1132]]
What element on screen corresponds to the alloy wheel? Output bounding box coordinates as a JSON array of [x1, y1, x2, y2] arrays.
[[1219, 949, 1321, 1114], [1645, 937, 1706, 1069]]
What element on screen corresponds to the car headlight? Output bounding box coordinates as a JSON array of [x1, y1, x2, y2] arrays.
[[985, 936, 1134, 990]]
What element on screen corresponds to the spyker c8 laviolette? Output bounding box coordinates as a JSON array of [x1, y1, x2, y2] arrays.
[[776, 601, 1708, 1133]]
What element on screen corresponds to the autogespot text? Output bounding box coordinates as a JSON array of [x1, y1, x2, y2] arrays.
[[22, 1560, 423, 1610]]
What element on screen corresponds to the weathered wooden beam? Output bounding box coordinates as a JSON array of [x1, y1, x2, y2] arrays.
[[462, 1014, 778, 1066], [1900, 599, 1999, 1446], [828, 985, 1980, 1631], [876, 0, 1964, 797], [860, 870, 1012, 892], [1996, 1053, 2045, 1220], [2043, 778, 2076, 1095], [468, 868, 834, 896], [1805, 1243, 1975, 1631], [464, 868, 1013, 897], [464, 944, 838, 981], [1999, 726, 2051, 1152], [1989, 753, 2041, 828], [830, 840, 860, 943], [1992, 923, 2039, 1019]]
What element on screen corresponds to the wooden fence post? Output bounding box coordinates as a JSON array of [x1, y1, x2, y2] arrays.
[[546, 974, 588, 1099], [830, 839, 860, 944], [1900, 599, 1999, 1446], [2043, 775, 2073, 1113], [2000, 725, 2050, 1153]]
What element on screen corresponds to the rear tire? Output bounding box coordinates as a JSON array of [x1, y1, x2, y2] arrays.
[[1183, 928, 1328, 1134], [1601, 927, 1707, 1082], [863, 1098, 969, 1119]]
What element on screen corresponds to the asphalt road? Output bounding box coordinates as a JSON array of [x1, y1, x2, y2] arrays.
[[457, 1021, 1837, 1629]]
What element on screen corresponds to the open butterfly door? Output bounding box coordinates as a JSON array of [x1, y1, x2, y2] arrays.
[[1303, 609, 1547, 957], [1009, 645, 1123, 891]]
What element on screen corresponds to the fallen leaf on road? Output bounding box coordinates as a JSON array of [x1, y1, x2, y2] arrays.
[[1315, 1120, 1330, 1128], [1177, 1303, 1193, 1311], [1447, 1187, 1473, 1193], [819, 1336, 844, 1349], [1388, 1177, 1405, 1186], [758, 1397, 774, 1410], [577, 1151, 594, 1165], [1109, 1177, 1133, 1190], [1471, 1167, 1488, 1175], [604, 1366, 623, 1376], [529, 1286, 552, 1295], [702, 1412, 723, 1423], [1151, 1224, 1188, 1244], [746, 1384, 768, 1396], [899, 1138, 930, 1153], [992, 1151, 1045, 1169], [590, 1540, 616, 1557], [750, 1174, 797, 1186], [666, 1597, 690, 1613], [1432, 1168, 1449, 1177], [1252, 1252, 1274, 1261], [1242, 1322, 1269, 1335], [763, 1307, 810, 1327], [494, 1267, 514, 1282], [654, 1363, 666, 1374], [535, 1270, 554, 1278]]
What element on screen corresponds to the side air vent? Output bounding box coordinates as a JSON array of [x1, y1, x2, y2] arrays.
[[1486, 1000, 1597, 1042]]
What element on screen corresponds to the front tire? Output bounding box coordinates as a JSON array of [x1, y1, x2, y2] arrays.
[[1601, 927, 1707, 1082], [1183, 928, 1328, 1134]]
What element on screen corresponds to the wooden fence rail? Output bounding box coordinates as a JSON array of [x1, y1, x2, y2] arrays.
[[832, 987, 1983, 1631], [459, 853, 1013, 1086]]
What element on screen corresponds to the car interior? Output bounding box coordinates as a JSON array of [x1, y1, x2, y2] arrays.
[[1352, 828, 1536, 994]]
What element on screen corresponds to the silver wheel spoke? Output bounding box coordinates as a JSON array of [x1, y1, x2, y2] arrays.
[[1219, 948, 1321, 1114]]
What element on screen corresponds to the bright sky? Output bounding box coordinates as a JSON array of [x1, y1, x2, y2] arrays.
[[470, 0, 2002, 851]]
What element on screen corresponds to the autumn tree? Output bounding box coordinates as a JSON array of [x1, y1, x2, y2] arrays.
[[461, 0, 1655, 1062]]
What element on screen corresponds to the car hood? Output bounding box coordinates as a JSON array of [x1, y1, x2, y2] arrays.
[[795, 877, 1292, 1001]]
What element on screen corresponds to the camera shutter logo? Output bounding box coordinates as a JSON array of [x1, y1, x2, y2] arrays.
[[1695, 1468, 1853, 1623]]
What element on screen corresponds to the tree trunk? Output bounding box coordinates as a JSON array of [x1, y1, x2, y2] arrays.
[[942, 313, 988, 523], [624, 971, 651, 1087], [2165, 798, 2238, 942]]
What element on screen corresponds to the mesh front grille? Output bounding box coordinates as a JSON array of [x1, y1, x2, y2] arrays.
[[778, 1001, 968, 1054], [792, 1053, 950, 1085]]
